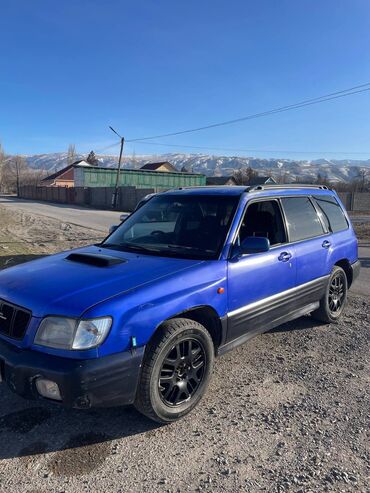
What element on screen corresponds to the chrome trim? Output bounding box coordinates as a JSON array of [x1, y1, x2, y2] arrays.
[[227, 275, 329, 318]]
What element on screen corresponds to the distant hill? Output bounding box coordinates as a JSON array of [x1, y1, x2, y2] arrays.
[[19, 152, 370, 184]]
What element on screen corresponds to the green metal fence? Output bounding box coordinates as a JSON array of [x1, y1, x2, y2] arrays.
[[75, 167, 206, 190]]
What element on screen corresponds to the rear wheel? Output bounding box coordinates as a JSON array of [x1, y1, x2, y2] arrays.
[[312, 266, 348, 323], [134, 318, 214, 423]]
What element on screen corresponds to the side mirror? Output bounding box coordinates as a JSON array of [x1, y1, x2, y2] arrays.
[[120, 213, 129, 222], [234, 236, 270, 257], [109, 225, 119, 235]]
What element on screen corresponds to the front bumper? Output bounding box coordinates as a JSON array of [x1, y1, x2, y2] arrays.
[[0, 337, 145, 408]]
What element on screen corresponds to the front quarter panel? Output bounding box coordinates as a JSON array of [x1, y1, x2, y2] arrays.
[[83, 260, 228, 357]]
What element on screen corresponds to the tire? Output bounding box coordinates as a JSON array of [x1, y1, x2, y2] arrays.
[[134, 318, 214, 423], [312, 266, 348, 323]]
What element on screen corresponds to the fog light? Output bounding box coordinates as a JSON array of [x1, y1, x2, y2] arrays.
[[36, 378, 62, 401]]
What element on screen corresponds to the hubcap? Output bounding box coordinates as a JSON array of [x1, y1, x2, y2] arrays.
[[159, 338, 206, 406], [328, 272, 345, 314]]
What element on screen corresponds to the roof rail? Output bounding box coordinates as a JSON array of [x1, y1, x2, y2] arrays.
[[248, 184, 329, 192]]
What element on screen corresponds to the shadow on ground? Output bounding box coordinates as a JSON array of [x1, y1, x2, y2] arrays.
[[0, 397, 160, 474], [268, 314, 325, 333], [0, 314, 319, 468]]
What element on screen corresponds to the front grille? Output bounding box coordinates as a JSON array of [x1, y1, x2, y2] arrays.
[[0, 300, 31, 340]]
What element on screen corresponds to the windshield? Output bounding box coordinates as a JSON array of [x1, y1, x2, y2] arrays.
[[102, 194, 239, 259]]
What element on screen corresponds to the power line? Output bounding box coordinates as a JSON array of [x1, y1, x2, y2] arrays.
[[125, 139, 370, 156], [126, 82, 370, 142], [95, 141, 121, 153]]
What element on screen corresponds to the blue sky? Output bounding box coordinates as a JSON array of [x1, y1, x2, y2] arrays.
[[1, 0, 370, 160]]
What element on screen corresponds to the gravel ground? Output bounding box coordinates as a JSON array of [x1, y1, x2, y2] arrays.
[[0, 205, 369, 493]]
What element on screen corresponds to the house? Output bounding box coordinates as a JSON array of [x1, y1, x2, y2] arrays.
[[206, 176, 237, 186], [41, 160, 92, 187], [140, 161, 178, 173], [248, 176, 277, 186]]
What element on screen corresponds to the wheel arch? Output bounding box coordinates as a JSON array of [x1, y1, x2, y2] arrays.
[[334, 258, 353, 287], [150, 305, 225, 355]]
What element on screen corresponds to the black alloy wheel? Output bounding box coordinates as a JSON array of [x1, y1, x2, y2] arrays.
[[159, 338, 206, 406], [312, 265, 348, 323], [328, 270, 346, 315], [135, 318, 214, 423]]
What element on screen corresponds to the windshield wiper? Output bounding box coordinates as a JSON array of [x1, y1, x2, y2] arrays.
[[103, 242, 163, 254], [167, 244, 214, 254]]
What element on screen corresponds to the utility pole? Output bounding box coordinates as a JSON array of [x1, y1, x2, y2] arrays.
[[109, 126, 124, 208]]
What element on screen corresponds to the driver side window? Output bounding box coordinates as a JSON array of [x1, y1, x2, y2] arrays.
[[238, 199, 287, 247]]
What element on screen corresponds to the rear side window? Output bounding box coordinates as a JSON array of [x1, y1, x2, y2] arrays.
[[313, 195, 348, 233], [281, 197, 324, 242]]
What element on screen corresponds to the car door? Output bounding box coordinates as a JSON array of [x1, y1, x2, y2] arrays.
[[280, 196, 330, 293], [226, 198, 297, 345]]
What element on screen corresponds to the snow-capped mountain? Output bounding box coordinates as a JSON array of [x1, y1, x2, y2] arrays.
[[19, 152, 370, 184]]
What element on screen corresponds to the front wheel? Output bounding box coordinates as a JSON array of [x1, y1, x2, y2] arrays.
[[134, 318, 214, 423], [312, 266, 348, 323]]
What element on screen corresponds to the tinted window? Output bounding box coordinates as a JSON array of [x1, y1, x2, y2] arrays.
[[281, 197, 324, 242], [313, 195, 348, 233], [103, 194, 238, 259], [239, 200, 287, 246]]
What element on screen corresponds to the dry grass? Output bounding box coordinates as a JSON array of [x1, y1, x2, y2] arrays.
[[353, 222, 370, 241], [0, 205, 104, 270]]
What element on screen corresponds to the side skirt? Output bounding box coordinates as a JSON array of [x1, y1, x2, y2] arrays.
[[217, 301, 319, 356]]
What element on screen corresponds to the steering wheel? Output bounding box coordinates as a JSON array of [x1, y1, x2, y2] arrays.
[[151, 230, 165, 236]]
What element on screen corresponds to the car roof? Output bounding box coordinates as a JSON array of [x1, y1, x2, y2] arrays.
[[162, 186, 247, 196], [161, 185, 334, 197]]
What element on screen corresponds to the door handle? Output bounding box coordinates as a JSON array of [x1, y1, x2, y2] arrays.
[[278, 251, 292, 262], [322, 240, 331, 249]]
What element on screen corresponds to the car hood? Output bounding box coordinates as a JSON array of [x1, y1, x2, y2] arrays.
[[0, 245, 204, 317]]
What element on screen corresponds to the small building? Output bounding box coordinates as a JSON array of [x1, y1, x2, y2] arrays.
[[248, 176, 277, 186], [74, 166, 206, 190], [41, 160, 92, 187], [206, 176, 237, 186], [140, 161, 178, 173]]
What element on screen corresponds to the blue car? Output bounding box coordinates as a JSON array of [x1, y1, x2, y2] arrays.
[[0, 185, 360, 422]]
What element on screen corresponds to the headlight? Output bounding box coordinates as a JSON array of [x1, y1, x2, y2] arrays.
[[34, 316, 112, 350]]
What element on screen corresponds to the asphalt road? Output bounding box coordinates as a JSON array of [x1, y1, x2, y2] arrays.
[[0, 195, 123, 233]]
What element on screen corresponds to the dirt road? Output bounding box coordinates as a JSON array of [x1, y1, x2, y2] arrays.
[[0, 195, 122, 233], [0, 203, 369, 493]]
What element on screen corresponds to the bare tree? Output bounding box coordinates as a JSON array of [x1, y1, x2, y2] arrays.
[[67, 144, 77, 165], [2, 156, 28, 194], [357, 168, 369, 192], [315, 172, 331, 187], [233, 166, 258, 185]]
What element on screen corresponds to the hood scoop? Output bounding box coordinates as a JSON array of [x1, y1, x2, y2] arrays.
[[65, 253, 127, 267]]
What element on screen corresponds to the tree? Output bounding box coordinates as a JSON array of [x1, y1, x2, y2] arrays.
[[2, 156, 28, 194], [86, 150, 99, 166], [233, 166, 258, 185], [315, 172, 330, 187], [67, 144, 77, 165], [357, 168, 369, 192]]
